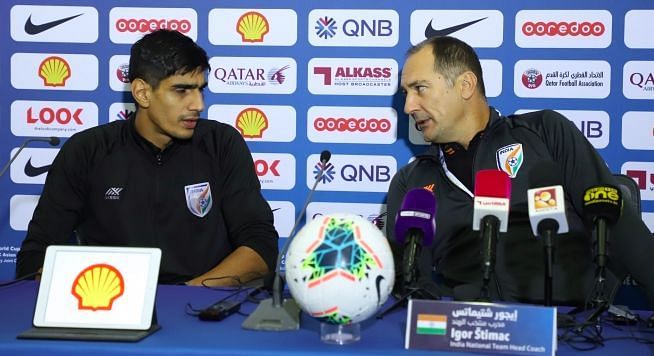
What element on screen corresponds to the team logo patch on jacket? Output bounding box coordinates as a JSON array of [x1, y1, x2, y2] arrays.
[[185, 182, 213, 218], [496, 143, 524, 178]]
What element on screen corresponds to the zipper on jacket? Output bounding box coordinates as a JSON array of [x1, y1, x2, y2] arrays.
[[156, 153, 163, 167]]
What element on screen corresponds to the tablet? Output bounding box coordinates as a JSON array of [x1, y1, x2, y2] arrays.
[[32, 245, 161, 330]]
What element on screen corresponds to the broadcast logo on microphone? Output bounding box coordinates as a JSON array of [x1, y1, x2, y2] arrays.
[[583, 186, 621, 208]]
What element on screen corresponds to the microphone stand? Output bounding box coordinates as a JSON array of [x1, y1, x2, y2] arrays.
[[479, 215, 499, 302], [0, 137, 60, 177], [581, 218, 610, 335]]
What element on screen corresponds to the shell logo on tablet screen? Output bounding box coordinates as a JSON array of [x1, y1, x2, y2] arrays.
[[70, 264, 125, 311]]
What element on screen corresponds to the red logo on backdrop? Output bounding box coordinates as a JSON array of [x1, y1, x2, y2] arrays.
[[237, 11, 269, 42], [27, 107, 84, 125], [335, 67, 391, 78], [522, 21, 605, 36], [254, 159, 280, 176], [39, 56, 71, 87], [522, 68, 543, 89], [314, 117, 392, 132], [625, 170, 654, 190], [116, 63, 130, 83], [115, 18, 192, 33], [236, 108, 269, 138], [314, 67, 332, 85]]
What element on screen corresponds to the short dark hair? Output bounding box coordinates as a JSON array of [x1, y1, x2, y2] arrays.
[[408, 36, 486, 97], [128, 29, 210, 88]]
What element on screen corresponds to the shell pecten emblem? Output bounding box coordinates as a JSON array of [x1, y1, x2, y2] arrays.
[[38, 56, 71, 87], [71, 264, 125, 311], [236, 11, 269, 42], [236, 108, 269, 138]]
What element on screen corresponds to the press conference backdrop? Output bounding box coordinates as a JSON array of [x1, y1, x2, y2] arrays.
[[1, 0, 653, 297]]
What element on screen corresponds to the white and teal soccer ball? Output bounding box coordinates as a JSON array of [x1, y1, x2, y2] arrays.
[[285, 213, 395, 325]]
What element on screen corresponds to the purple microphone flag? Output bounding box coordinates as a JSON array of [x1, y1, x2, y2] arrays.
[[395, 188, 437, 246]]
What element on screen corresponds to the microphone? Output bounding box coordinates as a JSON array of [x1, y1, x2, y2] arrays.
[[242, 150, 332, 331], [394, 188, 436, 290], [472, 169, 511, 301], [527, 161, 569, 306], [0, 137, 60, 177]]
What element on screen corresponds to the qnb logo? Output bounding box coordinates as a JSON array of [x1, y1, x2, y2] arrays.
[[39, 56, 71, 87], [341, 19, 393, 37], [236, 108, 269, 138], [314, 162, 335, 183], [314, 117, 391, 132], [254, 159, 280, 177], [237, 11, 269, 42], [27, 107, 83, 125], [522, 21, 605, 36], [104, 187, 123, 200], [315, 16, 337, 39], [522, 68, 543, 89], [340, 164, 392, 182], [625, 170, 654, 191], [115, 18, 191, 33], [577, 120, 604, 138], [630, 72, 654, 91], [116, 109, 134, 121]]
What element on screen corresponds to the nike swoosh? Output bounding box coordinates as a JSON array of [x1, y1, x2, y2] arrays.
[[24, 13, 83, 35], [375, 275, 386, 305], [24, 158, 51, 177], [424, 17, 487, 38]]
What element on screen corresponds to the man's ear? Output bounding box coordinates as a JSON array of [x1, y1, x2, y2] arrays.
[[131, 78, 151, 108], [457, 71, 478, 100]]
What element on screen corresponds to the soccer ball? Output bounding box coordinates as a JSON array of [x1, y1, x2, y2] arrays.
[[285, 213, 395, 325]]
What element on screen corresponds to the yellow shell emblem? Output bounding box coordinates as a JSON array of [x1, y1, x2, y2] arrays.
[[39, 56, 71, 87], [237, 11, 269, 42], [236, 108, 269, 138], [71, 264, 125, 311]]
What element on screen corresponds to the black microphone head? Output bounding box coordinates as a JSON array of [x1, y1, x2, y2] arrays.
[[528, 160, 562, 188], [583, 185, 622, 224], [320, 150, 331, 164], [49, 137, 60, 146]]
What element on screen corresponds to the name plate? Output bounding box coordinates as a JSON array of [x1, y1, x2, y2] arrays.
[[405, 299, 556, 355]]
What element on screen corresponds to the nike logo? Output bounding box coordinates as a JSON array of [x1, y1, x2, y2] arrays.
[[24, 158, 52, 177], [424, 17, 487, 38], [375, 275, 386, 305], [24, 13, 83, 35]]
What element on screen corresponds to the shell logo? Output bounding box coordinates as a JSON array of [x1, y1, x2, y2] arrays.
[[38, 56, 71, 87], [236, 11, 269, 42], [236, 108, 269, 138], [71, 263, 125, 311]]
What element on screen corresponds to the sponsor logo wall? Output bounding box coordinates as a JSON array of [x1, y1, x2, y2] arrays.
[[2, 2, 653, 307]]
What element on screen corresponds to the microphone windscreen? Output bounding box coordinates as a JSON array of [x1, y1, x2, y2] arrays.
[[528, 161, 562, 189], [49, 137, 61, 146], [395, 188, 436, 246], [474, 169, 511, 198], [320, 150, 331, 164], [583, 185, 622, 224]]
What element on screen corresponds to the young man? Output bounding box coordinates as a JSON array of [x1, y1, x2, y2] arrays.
[[16, 29, 278, 286], [388, 36, 654, 306]]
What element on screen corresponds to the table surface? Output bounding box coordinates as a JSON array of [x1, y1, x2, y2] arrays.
[[0, 281, 652, 355]]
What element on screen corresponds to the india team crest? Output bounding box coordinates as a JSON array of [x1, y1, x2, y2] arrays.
[[496, 143, 524, 178], [184, 182, 213, 218]]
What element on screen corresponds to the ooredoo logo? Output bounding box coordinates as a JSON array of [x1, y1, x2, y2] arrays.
[[236, 108, 269, 138], [308, 10, 399, 47], [38, 56, 70, 87], [308, 58, 398, 96], [515, 10, 612, 48], [252, 153, 295, 190], [522, 68, 543, 89], [11, 100, 98, 137], [307, 106, 397, 144], [109, 7, 198, 43], [237, 12, 269, 42]]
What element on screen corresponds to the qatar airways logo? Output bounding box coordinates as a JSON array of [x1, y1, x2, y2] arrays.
[[307, 106, 397, 144], [209, 57, 296, 94], [622, 162, 654, 200], [516, 10, 611, 48], [623, 61, 654, 99], [11, 100, 98, 137], [308, 58, 398, 96], [109, 7, 197, 43], [252, 153, 295, 190]]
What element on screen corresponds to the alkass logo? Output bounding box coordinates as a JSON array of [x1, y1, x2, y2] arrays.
[[10, 5, 98, 43], [308, 154, 397, 192], [410, 10, 503, 47], [308, 10, 399, 47], [516, 10, 611, 48], [11, 100, 98, 137], [307, 106, 397, 144], [207, 104, 296, 142], [208, 57, 296, 94], [208, 9, 296, 46], [306, 202, 388, 235], [109, 7, 198, 43], [308, 58, 398, 96], [109, 102, 136, 122], [109, 55, 131, 92], [236, 108, 269, 138], [514, 60, 610, 99], [622, 162, 654, 200], [622, 111, 654, 150], [9, 147, 59, 185], [237, 11, 269, 42], [39, 56, 71, 87], [252, 153, 295, 190], [625, 10, 654, 49], [623, 61, 654, 100]]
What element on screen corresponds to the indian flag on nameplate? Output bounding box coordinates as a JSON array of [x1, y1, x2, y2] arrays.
[[416, 314, 447, 335]]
